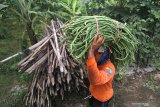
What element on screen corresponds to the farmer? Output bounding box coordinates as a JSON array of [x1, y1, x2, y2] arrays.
[[86, 35, 115, 107]]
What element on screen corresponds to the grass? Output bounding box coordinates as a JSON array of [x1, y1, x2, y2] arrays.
[[0, 61, 29, 107], [0, 17, 23, 60], [0, 14, 45, 106], [0, 17, 29, 107]]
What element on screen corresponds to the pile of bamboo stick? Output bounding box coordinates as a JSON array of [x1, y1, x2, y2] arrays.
[[18, 20, 86, 107]]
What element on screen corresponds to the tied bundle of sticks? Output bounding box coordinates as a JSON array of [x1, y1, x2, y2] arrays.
[[18, 19, 86, 107]]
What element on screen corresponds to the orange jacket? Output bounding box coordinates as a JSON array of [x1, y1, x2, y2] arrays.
[[86, 56, 115, 102]]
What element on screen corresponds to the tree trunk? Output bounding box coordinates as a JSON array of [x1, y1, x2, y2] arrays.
[[26, 22, 38, 45]]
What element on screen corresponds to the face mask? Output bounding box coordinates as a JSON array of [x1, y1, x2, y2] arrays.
[[97, 48, 110, 65]]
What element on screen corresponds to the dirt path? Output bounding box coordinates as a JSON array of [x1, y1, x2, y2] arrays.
[[1, 70, 159, 107], [56, 71, 160, 107], [111, 71, 160, 107]]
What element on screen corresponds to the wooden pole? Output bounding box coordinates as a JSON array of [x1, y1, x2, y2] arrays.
[[0, 37, 48, 63]]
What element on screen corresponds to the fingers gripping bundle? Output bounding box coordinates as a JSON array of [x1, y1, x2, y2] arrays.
[[64, 16, 139, 68]]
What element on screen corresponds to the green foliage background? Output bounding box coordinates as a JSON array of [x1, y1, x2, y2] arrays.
[[0, 0, 160, 106], [87, 0, 160, 67]]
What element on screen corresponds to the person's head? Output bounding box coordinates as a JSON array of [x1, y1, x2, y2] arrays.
[[94, 45, 110, 65]]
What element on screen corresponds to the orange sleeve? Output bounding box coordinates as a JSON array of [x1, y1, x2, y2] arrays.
[[86, 56, 115, 85]]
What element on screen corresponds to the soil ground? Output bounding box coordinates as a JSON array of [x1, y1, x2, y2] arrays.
[[56, 71, 160, 107], [0, 70, 159, 107]]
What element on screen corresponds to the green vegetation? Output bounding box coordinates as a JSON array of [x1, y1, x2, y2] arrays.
[[64, 16, 138, 69], [86, 0, 160, 67], [0, 71, 27, 107], [0, 0, 160, 106]]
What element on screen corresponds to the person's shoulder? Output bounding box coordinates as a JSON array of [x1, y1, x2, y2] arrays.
[[105, 60, 115, 72], [106, 60, 114, 67]]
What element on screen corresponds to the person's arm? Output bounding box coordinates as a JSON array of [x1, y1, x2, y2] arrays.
[[86, 35, 115, 85], [86, 56, 115, 85]]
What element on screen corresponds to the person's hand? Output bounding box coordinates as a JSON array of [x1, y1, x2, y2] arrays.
[[88, 35, 105, 58], [91, 34, 105, 51]]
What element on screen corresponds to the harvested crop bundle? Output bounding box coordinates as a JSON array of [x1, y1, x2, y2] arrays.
[[64, 16, 139, 69], [18, 20, 86, 107]]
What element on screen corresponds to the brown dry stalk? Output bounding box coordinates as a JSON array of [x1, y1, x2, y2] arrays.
[[18, 19, 87, 107]]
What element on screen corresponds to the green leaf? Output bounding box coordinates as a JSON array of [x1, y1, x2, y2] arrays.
[[150, 9, 160, 19], [72, 0, 77, 14], [0, 4, 8, 10], [142, 48, 150, 54], [60, 2, 72, 14], [12, 9, 27, 22], [75, 8, 81, 15]]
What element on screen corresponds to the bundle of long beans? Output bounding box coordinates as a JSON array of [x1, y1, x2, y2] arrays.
[[18, 20, 86, 107], [64, 16, 139, 69]]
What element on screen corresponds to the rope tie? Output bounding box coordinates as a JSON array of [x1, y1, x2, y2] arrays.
[[94, 16, 99, 36], [94, 16, 113, 54]]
